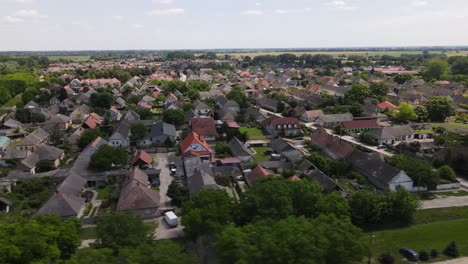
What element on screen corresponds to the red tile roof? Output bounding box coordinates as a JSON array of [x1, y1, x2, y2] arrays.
[[216, 157, 241, 164], [246, 165, 272, 185], [131, 150, 152, 166], [191, 117, 217, 137], [180, 132, 213, 157], [377, 101, 397, 110], [310, 130, 354, 159], [342, 119, 379, 129], [227, 122, 240, 129], [83, 113, 103, 129]]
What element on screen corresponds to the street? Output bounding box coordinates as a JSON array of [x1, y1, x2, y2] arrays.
[[421, 196, 468, 209], [153, 152, 173, 208]]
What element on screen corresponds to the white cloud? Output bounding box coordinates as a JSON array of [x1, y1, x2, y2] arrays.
[[241, 10, 263, 16], [326, 1, 356, 11], [72, 21, 94, 31], [255, 2, 261, 6], [146, 8, 185, 16], [15, 9, 48, 19], [4, 16, 23, 23], [113, 15, 124, 21], [411, 0, 428, 7], [274, 8, 311, 14], [133, 24, 144, 29], [12, 0, 36, 3], [158, 0, 175, 4]]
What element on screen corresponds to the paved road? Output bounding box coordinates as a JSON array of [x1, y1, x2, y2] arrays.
[[433, 257, 468, 264], [153, 153, 174, 208], [153, 216, 185, 240], [421, 196, 468, 209]]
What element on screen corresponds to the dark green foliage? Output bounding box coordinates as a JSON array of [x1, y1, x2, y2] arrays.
[[96, 213, 153, 251], [215, 142, 231, 157], [425, 96, 455, 122], [394, 73, 414, 84], [370, 82, 389, 97], [378, 253, 395, 264], [162, 109, 184, 126], [414, 105, 429, 122], [443, 241, 460, 257], [129, 123, 149, 146], [360, 132, 377, 145], [15, 108, 46, 123], [419, 250, 429, 261], [36, 160, 54, 172], [430, 249, 438, 258], [7, 177, 55, 211], [0, 215, 80, 263], [217, 215, 365, 264], [226, 85, 250, 108], [387, 154, 439, 188], [89, 145, 128, 171], [349, 190, 383, 226], [90, 92, 115, 109], [166, 180, 189, 206], [423, 59, 448, 80], [438, 165, 457, 182], [345, 84, 371, 103], [77, 128, 107, 149], [0, 72, 38, 104], [181, 189, 237, 239], [136, 108, 153, 120]]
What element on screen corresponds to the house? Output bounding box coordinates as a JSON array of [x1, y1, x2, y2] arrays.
[[194, 100, 211, 116], [228, 137, 253, 162], [131, 150, 152, 168], [245, 165, 272, 186], [297, 160, 344, 193], [17, 144, 65, 175], [150, 121, 177, 146], [123, 110, 140, 122], [346, 150, 414, 191], [217, 110, 236, 123], [309, 130, 354, 160], [42, 114, 72, 132], [0, 149, 29, 166], [0, 197, 12, 213], [191, 117, 217, 141], [377, 101, 398, 112], [34, 171, 86, 219], [261, 117, 301, 137], [246, 107, 267, 122], [316, 113, 353, 128], [215, 96, 240, 115], [117, 168, 160, 218], [301, 110, 324, 122], [258, 97, 279, 113], [83, 113, 104, 129], [49, 96, 60, 106], [69, 105, 90, 123], [342, 119, 380, 134], [108, 106, 121, 121], [184, 156, 228, 196], [270, 137, 297, 154], [16, 128, 50, 151], [180, 132, 214, 160], [109, 121, 131, 148], [369, 125, 414, 145]]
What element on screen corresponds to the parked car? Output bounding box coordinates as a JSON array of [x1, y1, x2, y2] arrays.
[[164, 211, 179, 228], [377, 144, 387, 149], [399, 248, 419, 262]]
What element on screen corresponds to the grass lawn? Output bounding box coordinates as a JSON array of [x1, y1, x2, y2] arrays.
[[368, 219, 468, 263], [239, 127, 266, 140], [415, 206, 468, 225], [80, 227, 97, 240], [96, 186, 112, 200], [0, 96, 22, 116], [252, 147, 270, 162], [437, 190, 468, 197], [430, 122, 468, 134]]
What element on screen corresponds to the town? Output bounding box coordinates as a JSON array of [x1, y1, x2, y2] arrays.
[[0, 48, 467, 264]]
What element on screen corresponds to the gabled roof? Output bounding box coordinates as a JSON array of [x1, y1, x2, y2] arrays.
[[310, 130, 354, 159], [117, 168, 160, 211], [261, 116, 300, 129], [131, 150, 152, 166], [370, 125, 413, 140], [342, 119, 379, 129], [184, 157, 219, 195], [377, 101, 398, 110], [180, 132, 213, 155], [124, 110, 140, 121], [109, 121, 131, 141], [191, 117, 217, 137], [194, 100, 211, 110], [228, 137, 253, 157], [246, 165, 272, 186], [150, 121, 177, 138], [318, 113, 353, 124], [17, 128, 50, 147]]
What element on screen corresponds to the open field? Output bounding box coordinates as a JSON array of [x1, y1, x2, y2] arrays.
[[415, 206, 468, 225], [430, 122, 468, 135], [369, 219, 468, 263], [221, 50, 468, 59], [47, 55, 91, 62], [239, 127, 267, 140]]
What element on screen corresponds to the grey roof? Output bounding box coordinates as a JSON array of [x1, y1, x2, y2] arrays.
[[282, 150, 303, 163], [259, 97, 278, 110], [115, 97, 126, 107], [110, 121, 131, 141], [150, 122, 177, 138], [2, 119, 22, 129], [297, 159, 314, 173], [184, 157, 219, 195], [258, 161, 293, 170], [271, 138, 296, 154], [346, 150, 403, 190], [228, 137, 253, 157], [117, 168, 160, 211], [17, 128, 50, 147], [318, 113, 353, 124], [123, 110, 140, 121], [370, 125, 413, 140], [308, 168, 338, 193], [20, 144, 64, 169], [2, 149, 29, 160], [0, 197, 12, 206], [194, 100, 211, 111]]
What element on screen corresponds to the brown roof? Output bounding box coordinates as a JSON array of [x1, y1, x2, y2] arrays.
[[117, 168, 160, 211], [342, 119, 379, 129], [310, 130, 354, 159], [131, 151, 152, 166], [191, 117, 217, 137], [246, 165, 272, 186]]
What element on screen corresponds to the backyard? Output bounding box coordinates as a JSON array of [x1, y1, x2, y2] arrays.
[[239, 127, 266, 140], [251, 146, 271, 162]]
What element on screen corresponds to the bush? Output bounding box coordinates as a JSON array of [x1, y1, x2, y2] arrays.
[[378, 253, 395, 264], [419, 250, 429, 261], [430, 249, 438, 258], [444, 241, 460, 257]]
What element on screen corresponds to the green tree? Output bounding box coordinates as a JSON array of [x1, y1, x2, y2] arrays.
[[36, 160, 54, 172], [345, 84, 371, 103], [349, 190, 383, 227], [394, 73, 414, 84], [425, 96, 455, 122], [130, 123, 149, 146], [423, 59, 448, 80], [370, 82, 389, 97], [438, 165, 457, 181], [382, 186, 420, 225], [77, 128, 107, 149], [96, 213, 153, 251], [89, 145, 128, 171], [162, 109, 184, 126], [217, 215, 365, 264], [167, 180, 189, 206], [181, 189, 236, 239], [317, 192, 351, 219], [414, 105, 429, 122], [90, 92, 115, 109], [65, 248, 117, 264], [387, 154, 439, 188], [395, 102, 417, 122]]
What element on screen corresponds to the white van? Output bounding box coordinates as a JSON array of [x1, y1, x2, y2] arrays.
[[163, 211, 179, 228]]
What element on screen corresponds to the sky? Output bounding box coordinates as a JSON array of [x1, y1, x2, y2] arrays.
[[1, 0, 468, 51]]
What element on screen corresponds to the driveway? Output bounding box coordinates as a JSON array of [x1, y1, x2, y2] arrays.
[[421, 196, 468, 209], [153, 153, 174, 208], [153, 216, 185, 240]]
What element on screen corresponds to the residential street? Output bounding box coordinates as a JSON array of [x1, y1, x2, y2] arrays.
[[153, 153, 173, 208]]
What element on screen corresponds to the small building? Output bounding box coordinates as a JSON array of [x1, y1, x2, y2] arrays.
[[342, 119, 380, 134], [369, 125, 413, 145], [180, 132, 214, 160], [301, 110, 324, 122], [191, 117, 217, 141], [261, 117, 301, 137], [150, 122, 177, 147], [316, 113, 353, 128], [131, 150, 152, 168], [245, 165, 272, 186], [228, 137, 253, 162]]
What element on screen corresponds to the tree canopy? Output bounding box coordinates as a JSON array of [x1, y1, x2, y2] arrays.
[[89, 145, 128, 171], [425, 96, 455, 122], [162, 109, 185, 127]]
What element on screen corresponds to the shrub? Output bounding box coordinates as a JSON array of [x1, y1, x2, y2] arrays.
[[444, 241, 460, 257], [378, 253, 395, 264], [419, 250, 429, 261], [430, 249, 438, 259]]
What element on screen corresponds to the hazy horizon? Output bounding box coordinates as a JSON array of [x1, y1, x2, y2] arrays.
[[1, 0, 468, 51]]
